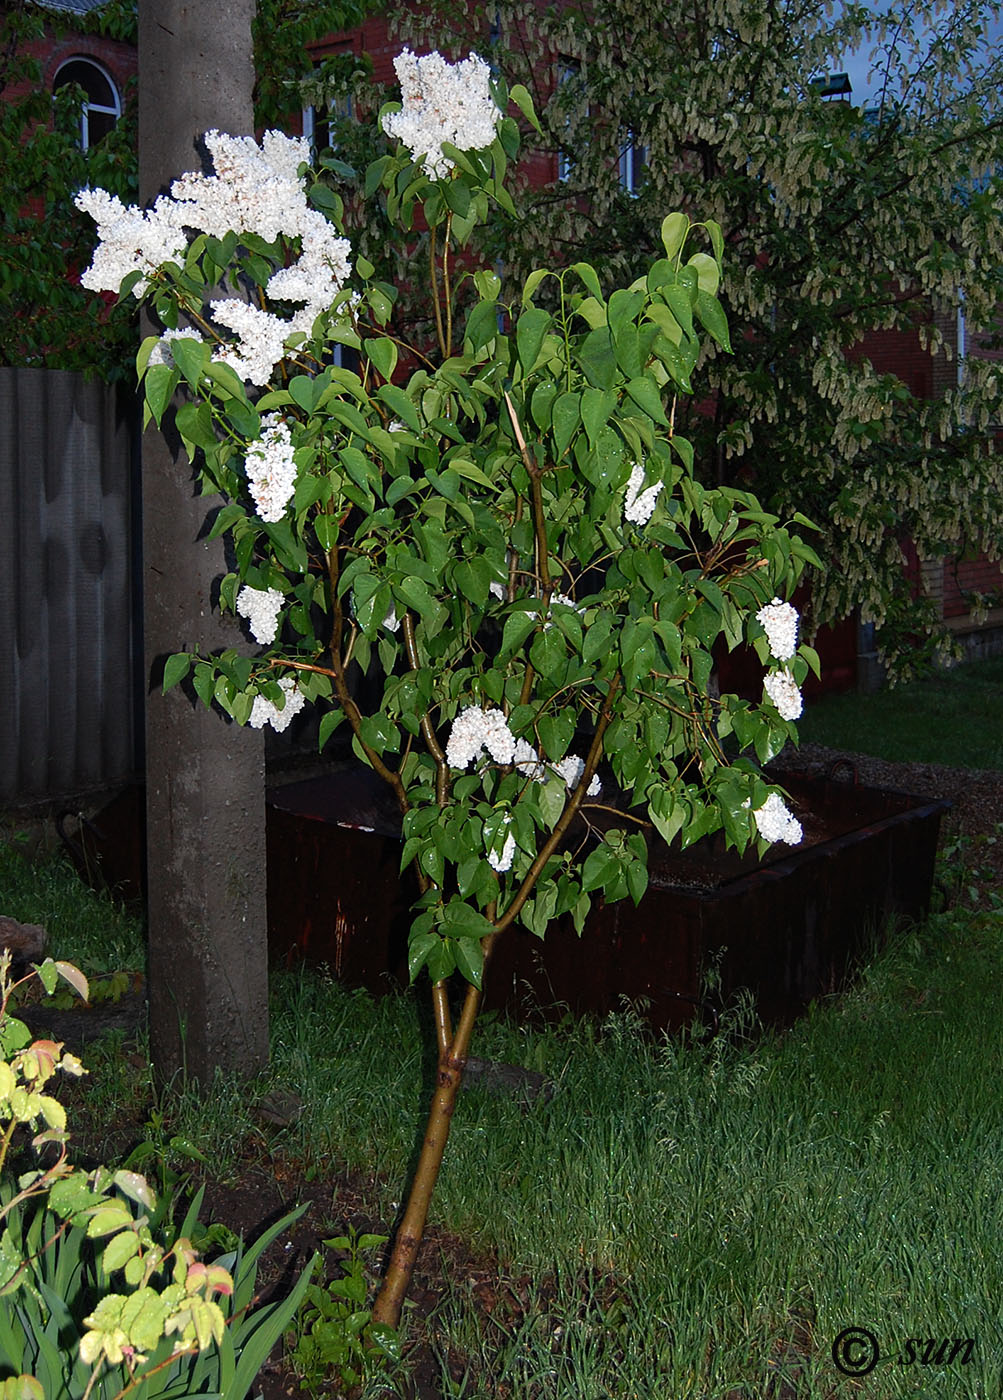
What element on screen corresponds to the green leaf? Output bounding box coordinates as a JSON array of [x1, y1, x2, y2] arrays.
[[581, 844, 618, 893], [377, 383, 421, 432], [694, 290, 731, 352], [508, 82, 542, 131], [465, 298, 500, 351], [661, 212, 689, 262], [581, 387, 615, 447], [687, 252, 720, 295], [319, 709, 345, 751], [102, 1229, 141, 1274], [552, 391, 581, 460], [408, 930, 440, 983], [624, 377, 669, 424], [516, 306, 551, 374], [288, 375, 320, 414], [367, 335, 398, 382], [169, 335, 207, 388], [175, 400, 216, 452], [531, 379, 558, 432], [34, 958, 59, 995], [522, 268, 553, 305], [570, 261, 604, 302], [86, 1203, 133, 1238], [454, 937, 484, 989], [162, 652, 191, 694], [0, 1017, 31, 1056], [583, 610, 615, 664], [499, 608, 537, 658], [143, 364, 175, 427], [538, 775, 567, 829], [577, 327, 617, 389]]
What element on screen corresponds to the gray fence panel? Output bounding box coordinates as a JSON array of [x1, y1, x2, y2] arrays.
[[1, 367, 137, 805]]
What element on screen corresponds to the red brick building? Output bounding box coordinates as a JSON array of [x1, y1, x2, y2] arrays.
[[8, 0, 136, 152]]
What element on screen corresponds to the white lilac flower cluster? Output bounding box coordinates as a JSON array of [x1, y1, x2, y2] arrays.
[[513, 739, 602, 797], [76, 130, 353, 388], [381, 49, 500, 181], [755, 597, 803, 720], [756, 597, 799, 661], [73, 189, 190, 296], [445, 706, 516, 769], [244, 414, 297, 523], [236, 585, 284, 645], [486, 815, 516, 873], [623, 461, 663, 527], [750, 792, 803, 845], [763, 667, 803, 722], [445, 709, 601, 797], [248, 675, 304, 733]]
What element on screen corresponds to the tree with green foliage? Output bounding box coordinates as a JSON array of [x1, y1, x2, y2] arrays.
[[0, 0, 138, 379], [401, 0, 1003, 676], [0, 0, 374, 381], [76, 46, 819, 1326]]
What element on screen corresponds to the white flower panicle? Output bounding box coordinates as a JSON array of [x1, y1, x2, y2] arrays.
[[486, 815, 516, 874], [211, 301, 295, 389], [79, 130, 353, 389], [513, 739, 602, 797], [763, 667, 803, 721], [513, 737, 546, 781], [74, 188, 188, 295], [751, 792, 803, 845], [236, 585, 284, 645], [248, 675, 304, 733], [244, 414, 297, 523], [169, 129, 313, 243], [445, 706, 516, 769], [265, 221, 353, 330], [756, 597, 799, 661], [623, 461, 664, 527], [382, 49, 500, 181]]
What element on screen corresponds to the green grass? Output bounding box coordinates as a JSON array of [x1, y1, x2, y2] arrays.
[[0, 834, 145, 973], [3, 841, 1003, 1396], [798, 655, 1003, 770]]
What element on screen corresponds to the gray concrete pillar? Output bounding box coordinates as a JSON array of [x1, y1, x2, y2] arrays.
[[138, 0, 268, 1082]]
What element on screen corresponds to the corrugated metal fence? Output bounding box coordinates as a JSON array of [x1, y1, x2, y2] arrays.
[[1, 368, 140, 806]]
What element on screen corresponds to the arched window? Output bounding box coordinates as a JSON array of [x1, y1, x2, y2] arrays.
[[53, 57, 121, 149]]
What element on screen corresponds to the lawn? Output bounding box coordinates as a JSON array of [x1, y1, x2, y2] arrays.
[[798, 655, 1003, 771], [2, 823, 1001, 1398]]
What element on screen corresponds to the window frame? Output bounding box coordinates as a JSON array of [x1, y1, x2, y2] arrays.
[[53, 56, 121, 150]]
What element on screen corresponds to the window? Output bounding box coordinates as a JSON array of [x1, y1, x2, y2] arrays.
[[302, 45, 358, 159], [618, 131, 647, 195], [303, 90, 353, 159], [53, 58, 120, 149]]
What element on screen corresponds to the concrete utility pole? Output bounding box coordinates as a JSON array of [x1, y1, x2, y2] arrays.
[[138, 0, 269, 1082]]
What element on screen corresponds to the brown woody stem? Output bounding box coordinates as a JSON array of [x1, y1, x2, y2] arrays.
[[371, 935, 496, 1328]]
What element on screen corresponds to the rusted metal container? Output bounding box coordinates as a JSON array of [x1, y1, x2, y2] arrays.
[[266, 765, 950, 1031]]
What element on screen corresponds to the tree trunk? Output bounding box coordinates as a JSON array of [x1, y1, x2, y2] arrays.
[[138, 0, 269, 1084]]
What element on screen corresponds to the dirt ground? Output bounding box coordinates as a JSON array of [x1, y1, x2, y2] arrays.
[[772, 743, 1003, 887]]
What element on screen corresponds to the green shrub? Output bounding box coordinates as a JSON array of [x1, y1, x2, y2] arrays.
[[0, 950, 315, 1399]]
